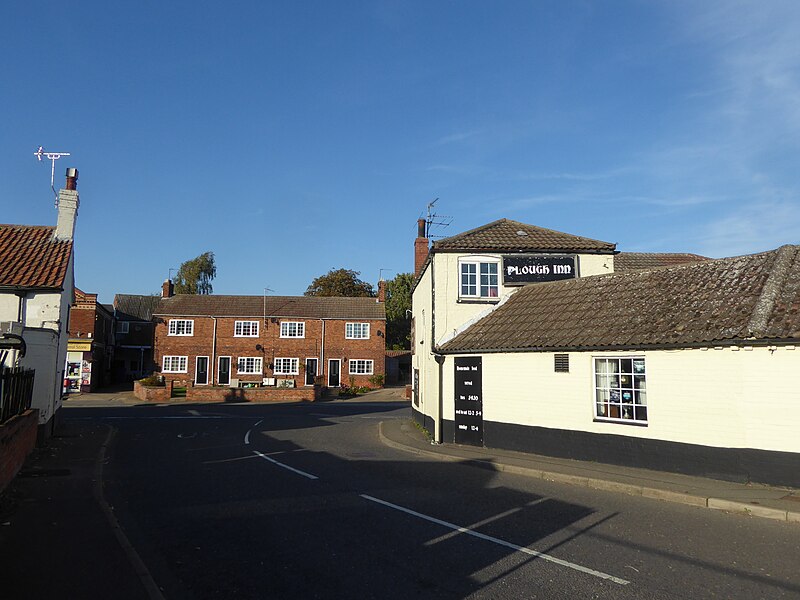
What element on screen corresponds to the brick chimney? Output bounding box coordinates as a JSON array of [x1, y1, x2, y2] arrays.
[[162, 279, 174, 298], [414, 218, 429, 276], [54, 168, 79, 241], [377, 279, 386, 303]]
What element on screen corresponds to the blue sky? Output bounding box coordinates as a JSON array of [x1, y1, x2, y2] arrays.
[[3, 1, 799, 303]]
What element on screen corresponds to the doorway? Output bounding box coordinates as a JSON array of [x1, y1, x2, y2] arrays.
[[195, 356, 209, 385], [305, 358, 318, 386], [328, 359, 340, 387], [218, 356, 231, 386]]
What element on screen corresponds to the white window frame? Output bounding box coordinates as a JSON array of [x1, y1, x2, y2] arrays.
[[168, 319, 194, 336], [162, 355, 188, 373], [116, 321, 129, 334], [280, 321, 305, 338], [234, 320, 259, 337], [348, 359, 374, 375], [593, 356, 647, 424], [345, 322, 370, 339], [237, 356, 263, 374], [458, 257, 500, 299], [274, 357, 299, 375]]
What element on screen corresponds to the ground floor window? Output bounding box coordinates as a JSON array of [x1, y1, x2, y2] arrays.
[[163, 356, 188, 373], [274, 357, 299, 375], [237, 356, 263, 374], [348, 359, 374, 375], [594, 357, 647, 423]]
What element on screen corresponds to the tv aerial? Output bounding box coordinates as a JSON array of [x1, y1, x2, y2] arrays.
[[34, 146, 71, 205], [423, 198, 452, 239]]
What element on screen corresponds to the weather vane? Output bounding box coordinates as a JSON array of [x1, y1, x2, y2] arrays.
[[34, 146, 71, 204]]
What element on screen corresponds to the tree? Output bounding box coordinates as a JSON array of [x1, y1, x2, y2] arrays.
[[304, 268, 375, 297], [385, 272, 413, 349], [174, 251, 216, 294]]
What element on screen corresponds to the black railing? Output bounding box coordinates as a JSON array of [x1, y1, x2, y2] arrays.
[[0, 367, 35, 425]]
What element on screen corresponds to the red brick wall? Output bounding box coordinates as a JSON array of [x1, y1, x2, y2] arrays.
[[154, 316, 386, 388], [68, 306, 96, 338], [133, 380, 319, 402], [133, 381, 170, 402], [0, 410, 39, 493]]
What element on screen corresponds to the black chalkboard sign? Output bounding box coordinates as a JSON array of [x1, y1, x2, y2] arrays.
[[502, 255, 577, 285], [454, 356, 482, 446]]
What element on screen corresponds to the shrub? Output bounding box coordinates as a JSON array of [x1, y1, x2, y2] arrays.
[[138, 374, 164, 387], [368, 374, 384, 388]]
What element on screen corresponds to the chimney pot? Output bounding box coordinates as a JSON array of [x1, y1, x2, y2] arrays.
[[417, 218, 426, 238], [65, 167, 79, 190]]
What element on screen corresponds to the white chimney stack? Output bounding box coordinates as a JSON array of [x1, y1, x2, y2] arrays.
[[54, 167, 79, 241]]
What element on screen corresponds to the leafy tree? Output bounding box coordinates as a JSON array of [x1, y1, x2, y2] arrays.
[[305, 268, 375, 297], [174, 251, 216, 294], [385, 272, 413, 349]]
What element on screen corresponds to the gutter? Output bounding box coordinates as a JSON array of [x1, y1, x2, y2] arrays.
[[436, 338, 800, 355]]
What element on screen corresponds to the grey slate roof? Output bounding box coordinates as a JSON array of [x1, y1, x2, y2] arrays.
[[615, 252, 709, 272], [432, 219, 616, 254], [154, 295, 386, 320], [114, 294, 161, 321], [439, 245, 800, 353]]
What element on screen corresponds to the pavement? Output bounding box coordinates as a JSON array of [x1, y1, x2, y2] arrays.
[[378, 418, 800, 524]]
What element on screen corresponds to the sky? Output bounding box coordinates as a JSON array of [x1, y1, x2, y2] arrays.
[[2, 1, 799, 303]]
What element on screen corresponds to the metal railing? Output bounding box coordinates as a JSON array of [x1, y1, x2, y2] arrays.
[[0, 367, 35, 425]]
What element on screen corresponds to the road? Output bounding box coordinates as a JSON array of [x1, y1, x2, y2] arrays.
[[5, 399, 800, 599]]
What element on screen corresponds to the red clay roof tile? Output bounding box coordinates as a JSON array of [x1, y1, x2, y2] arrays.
[[0, 225, 73, 289]]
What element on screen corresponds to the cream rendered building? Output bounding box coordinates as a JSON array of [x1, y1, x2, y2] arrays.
[[411, 218, 800, 487]]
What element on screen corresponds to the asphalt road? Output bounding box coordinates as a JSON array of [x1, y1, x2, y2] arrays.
[[7, 400, 800, 599]]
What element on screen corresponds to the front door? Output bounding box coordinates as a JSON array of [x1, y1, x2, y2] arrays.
[[328, 359, 340, 387], [218, 356, 231, 386], [196, 356, 209, 385], [305, 358, 318, 386]]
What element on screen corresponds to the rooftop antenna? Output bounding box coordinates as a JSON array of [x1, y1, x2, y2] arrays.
[[34, 146, 71, 206], [423, 197, 453, 239], [168, 267, 177, 281], [378, 268, 392, 281], [263, 286, 274, 325]]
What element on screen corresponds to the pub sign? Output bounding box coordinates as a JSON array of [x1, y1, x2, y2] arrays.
[[454, 356, 482, 446], [502, 254, 577, 285]]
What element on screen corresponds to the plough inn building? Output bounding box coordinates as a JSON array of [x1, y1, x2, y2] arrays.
[[411, 218, 800, 488]]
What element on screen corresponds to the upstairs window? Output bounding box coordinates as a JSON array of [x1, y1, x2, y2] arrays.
[[234, 321, 259, 337], [460, 260, 499, 299], [280, 321, 305, 338], [116, 321, 129, 334], [346, 322, 370, 339], [168, 319, 194, 336]]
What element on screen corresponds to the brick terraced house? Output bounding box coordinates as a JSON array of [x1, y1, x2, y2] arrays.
[[153, 281, 386, 390]]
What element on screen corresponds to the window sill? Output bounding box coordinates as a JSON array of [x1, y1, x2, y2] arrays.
[[593, 418, 648, 427], [457, 298, 500, 305]]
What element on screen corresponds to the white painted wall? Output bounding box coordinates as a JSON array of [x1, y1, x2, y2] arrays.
[[1, 254, 73, 428], [440, 346, 800, 453], [412, 249, 615, 439]]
